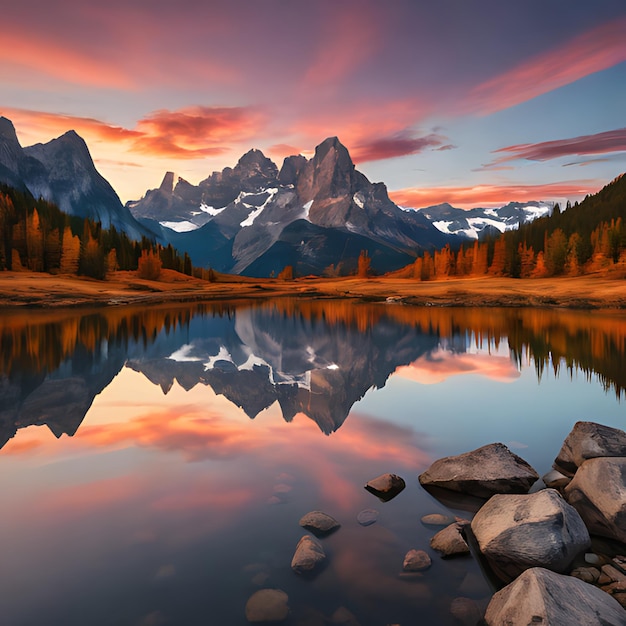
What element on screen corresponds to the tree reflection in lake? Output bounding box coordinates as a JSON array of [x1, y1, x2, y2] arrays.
[[0, 300, 624, 625]]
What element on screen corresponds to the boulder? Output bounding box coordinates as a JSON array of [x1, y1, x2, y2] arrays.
[[430, 523, 470, 557], [402, 549, 432, 571], [542, 468, 571, 490], [484, 567, 626, 626], [564, 456, 626, 544], [245, 588, 290, 623], [471, 489, 590, 582], [364, 473, 405, 502], [418, 443, 539, 499], [554, 421, 626, 476], [299, 511, 340, 536], [291, 535, 326, 575]]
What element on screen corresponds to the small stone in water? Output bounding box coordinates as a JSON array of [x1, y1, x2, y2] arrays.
[[299, 510, 340, 536], [403, 549, 432, 571], [585, 553, 602, 566], [421, 513, 454, 526], [357, 509, 379, 526]]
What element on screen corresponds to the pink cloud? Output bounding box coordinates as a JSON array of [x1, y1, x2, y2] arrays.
[[301, 5, 381, 88], [352, 131, 447, 163], [491, 128, 626, 164], [466, 17, 626, 114], [390, 180, 602, 209], [395, 350, 520, 385]]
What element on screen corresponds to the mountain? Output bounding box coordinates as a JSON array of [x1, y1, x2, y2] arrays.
[[128, 137, 451, 276], [0, 116, 150, 240], [412, 201, 554, 240]]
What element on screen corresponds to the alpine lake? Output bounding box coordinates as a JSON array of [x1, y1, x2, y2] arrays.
[[0, 298, 624, 626]]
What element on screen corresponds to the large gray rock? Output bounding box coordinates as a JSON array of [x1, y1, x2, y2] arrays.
[[565, 456, 626, 544], [245, 588, 290, 623], [484, 567, 626, 626], [291, 535, 326, 575], [554, 421, 626, 476], [418, 443, 539, 499], [471, 489, 590, 582]]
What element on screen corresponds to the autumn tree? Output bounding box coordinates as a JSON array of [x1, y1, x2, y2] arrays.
[[60, 226, 80, 274], [137, 249, 162, 280], [277, 265, 294, 280], [357, 250, 371, 278]]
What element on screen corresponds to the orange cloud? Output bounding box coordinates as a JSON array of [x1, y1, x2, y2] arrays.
[[466, 17, 626, 114], [3, 106, 266, 161], [390, 180, 602, 209], [491, 128, 626, 164], [395, 350, 520, 385]]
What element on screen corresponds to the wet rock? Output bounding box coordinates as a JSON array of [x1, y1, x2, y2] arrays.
[[471, 489, 590, 582], [364, 473, 405, 502], [484, 567, 626, 626], [450, 597, 482, 626], [430, 523, 470, 557], [356, 508, 379, 526], [299, 511, 340, 536], [245, 588, 290, 623], [602, 564, 626, 584], [564, 456, 626, 544], [402, 549, 432, 571], [554, 421, 626, 476], [570, 566, 600, 583], [291, 535, 326, 575], [418, 443, 539, 499], [585, 552, 603, 566], [421, 513, 455, 527]]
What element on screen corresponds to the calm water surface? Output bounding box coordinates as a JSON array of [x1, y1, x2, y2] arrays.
[[0, 300, 624, 625]]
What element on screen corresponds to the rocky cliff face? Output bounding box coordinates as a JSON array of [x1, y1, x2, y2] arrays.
[[0, 117, 150, 240]]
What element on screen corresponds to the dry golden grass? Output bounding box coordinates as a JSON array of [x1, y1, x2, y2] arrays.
[[0, 269, 624, 309]]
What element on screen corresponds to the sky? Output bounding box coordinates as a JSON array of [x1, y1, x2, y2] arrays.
[[2, 0, 626, 208]]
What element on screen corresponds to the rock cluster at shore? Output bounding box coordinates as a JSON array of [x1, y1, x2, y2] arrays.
[[244, 421, 626, 624]]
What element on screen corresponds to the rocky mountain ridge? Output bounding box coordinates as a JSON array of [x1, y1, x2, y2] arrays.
[[0, 116, 149, 240]]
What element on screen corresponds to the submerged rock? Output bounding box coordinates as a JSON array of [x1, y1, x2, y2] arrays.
[[471, 489, 590, 582], [430, 523, 470, 557], [421, 513, 455, 527], [418, 443, 539, 499], [484, 567, 626, 626], [364, 473, 406, 502], [299, 511, 340, 536], [245, 588, 290, 623], [564, 456, 626, 544], [450, 597, 483, 626], [291, 535, 326, 575], [356, 508, 379, 526], [554, 421, 626, 476]]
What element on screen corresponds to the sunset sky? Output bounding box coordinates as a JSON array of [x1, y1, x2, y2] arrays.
[[2, 0, 626, 208]]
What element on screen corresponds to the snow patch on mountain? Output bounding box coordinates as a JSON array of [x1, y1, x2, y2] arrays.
[[200, 203, 226, 216], [160, 220, 199, 233], [239, 188, 278, 227]]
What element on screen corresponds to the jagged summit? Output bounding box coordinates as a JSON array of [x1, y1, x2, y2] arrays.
[[160, 171, 175, 193], [0, 116, 20, 145]]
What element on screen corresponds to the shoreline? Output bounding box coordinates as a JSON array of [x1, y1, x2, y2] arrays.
[[0, 270, 625, 311]]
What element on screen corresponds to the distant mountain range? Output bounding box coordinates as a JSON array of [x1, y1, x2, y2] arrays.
[[0, 115, 558, 276], [411, 201, 554, 240]]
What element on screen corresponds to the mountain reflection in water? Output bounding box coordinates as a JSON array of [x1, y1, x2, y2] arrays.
[[0, 300, 625, 625], [1, 300, 625, 449]]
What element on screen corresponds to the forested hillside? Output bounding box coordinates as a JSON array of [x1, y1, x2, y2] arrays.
[[0, 184, 201, 280], [398, 174, 626, 280]]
